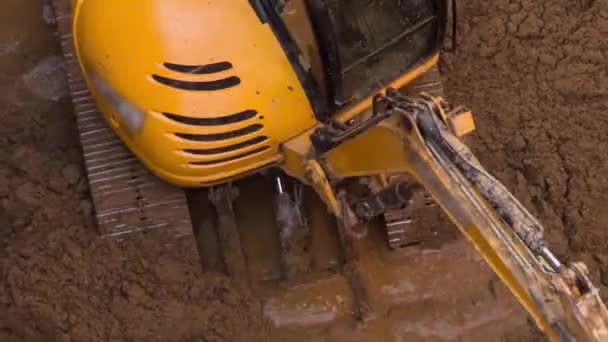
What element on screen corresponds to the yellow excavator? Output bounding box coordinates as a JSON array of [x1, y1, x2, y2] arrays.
[[50, 0, 608, 340]]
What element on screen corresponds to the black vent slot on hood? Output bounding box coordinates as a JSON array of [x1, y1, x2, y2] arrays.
[[152, 74, 240, 91], [164, 61, 233, 74], [163, 110, 258, 126], [175, 124, 263, 142], [183, 136, 268, 155], [190, 146, 270, 166]]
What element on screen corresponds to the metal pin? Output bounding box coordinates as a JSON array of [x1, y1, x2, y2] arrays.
[[540, 247, 562, 271], [275, 176, 285, 194]]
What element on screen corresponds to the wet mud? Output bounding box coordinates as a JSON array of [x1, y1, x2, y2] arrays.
[[0, 0, 606, 341]]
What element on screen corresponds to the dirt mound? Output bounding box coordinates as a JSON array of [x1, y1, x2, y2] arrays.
[[443, 0, 608, 296]]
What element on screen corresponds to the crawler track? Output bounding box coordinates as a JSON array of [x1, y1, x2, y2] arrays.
[[52, 0, 193, 239]]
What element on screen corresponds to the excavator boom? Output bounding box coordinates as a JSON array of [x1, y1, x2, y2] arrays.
[[300, 90, 608, 341], [387, 91, 608, 341]]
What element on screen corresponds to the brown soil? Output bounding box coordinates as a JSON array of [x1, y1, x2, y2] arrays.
[[0, 0, 606, 341], [443, 0, 608, 295], [0, 1, 269, 341]]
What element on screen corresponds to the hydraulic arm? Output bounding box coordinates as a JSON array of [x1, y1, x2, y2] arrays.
[[387, 91, 608, 341], [290, 89, 608, 341]]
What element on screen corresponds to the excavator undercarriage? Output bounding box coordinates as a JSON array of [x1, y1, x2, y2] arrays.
[[51, 0, 608, 340]]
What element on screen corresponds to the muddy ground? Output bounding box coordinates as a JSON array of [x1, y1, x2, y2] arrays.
[[444, 0, 608, 284], [0, 0, 606, 341]]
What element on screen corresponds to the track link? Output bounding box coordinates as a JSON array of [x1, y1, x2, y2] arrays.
[[382, 65, 444, 249], [52, 0, 193, 238]]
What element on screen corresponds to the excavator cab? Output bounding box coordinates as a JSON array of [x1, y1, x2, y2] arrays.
[[269, 0, 446, 111], [59, 0, 608, 341]]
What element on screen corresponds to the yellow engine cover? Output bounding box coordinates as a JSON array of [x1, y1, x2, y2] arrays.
[[73, 0, 318, 187]]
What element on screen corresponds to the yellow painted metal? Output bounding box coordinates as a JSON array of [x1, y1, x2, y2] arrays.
[[72, 0, 441, 188], [73, 0, 317, 187], [280, 0, 327, 95], [304, 160, 359, 228], [463, 223, 558, 341], [322, 121, 412, 178], [432, 96, 476, 138], [392, 113, 561, 340], [282, 125, 414, 183], [335, 54, 440, 123], [283, 123, 411, 182], [304, 160, 342, 216], [286, 96, 593, 341], [448, 110, 476, 137], [281, 129, 314, 181], [281, 56, 442, 182]]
